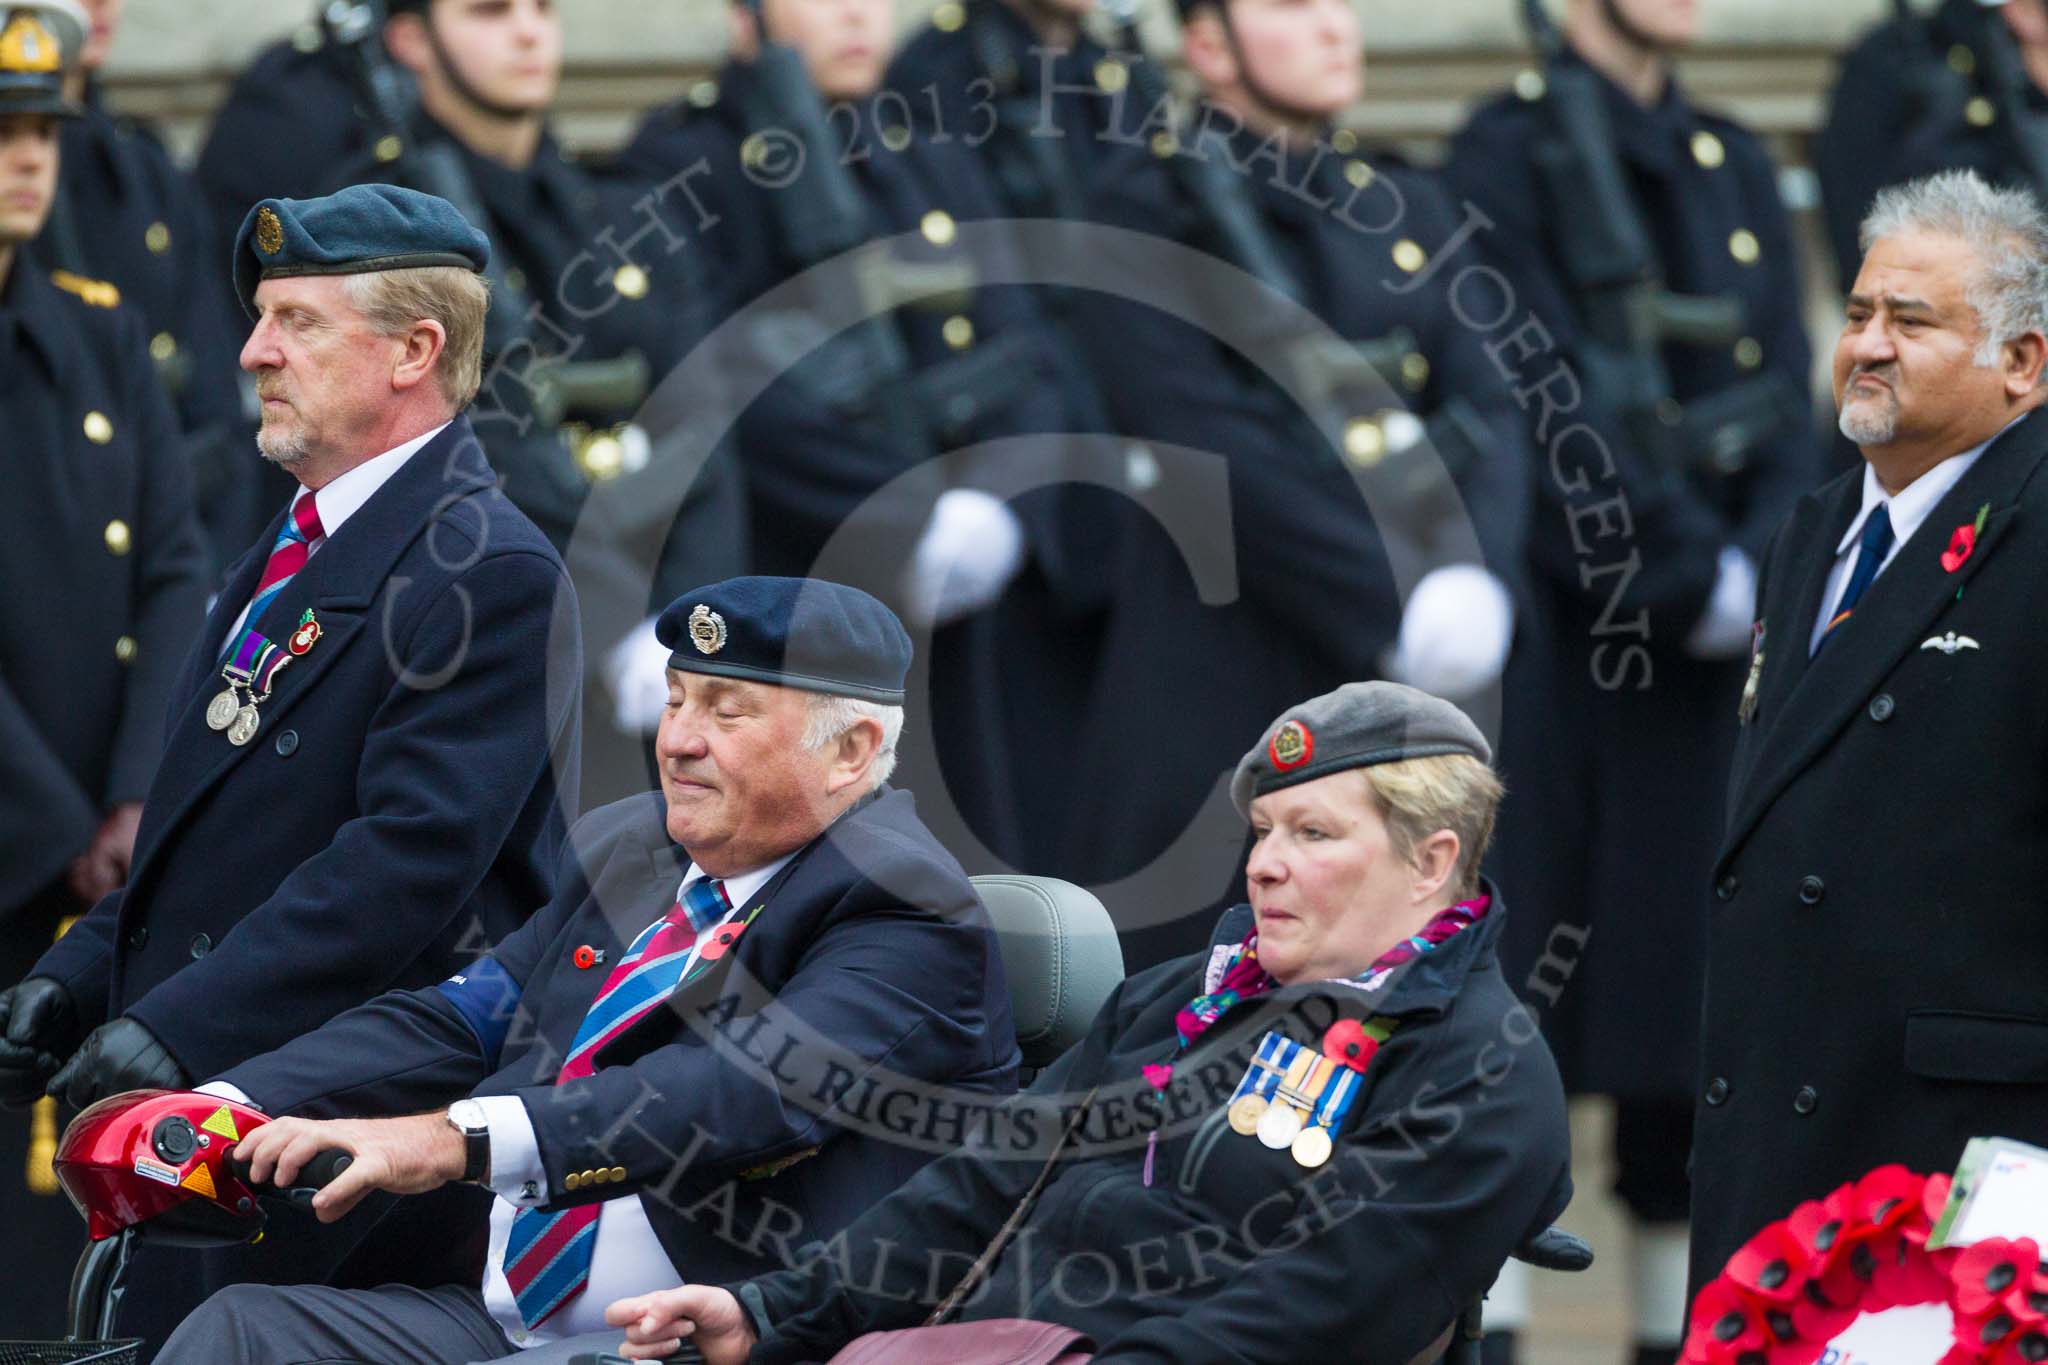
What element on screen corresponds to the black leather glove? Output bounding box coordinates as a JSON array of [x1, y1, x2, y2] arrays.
[[0, 977, 79, 1108], [46, 1016, 188, 1111]]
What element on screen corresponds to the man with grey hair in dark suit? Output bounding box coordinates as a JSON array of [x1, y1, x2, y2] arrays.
[[1694, 168, 2048, 1292]]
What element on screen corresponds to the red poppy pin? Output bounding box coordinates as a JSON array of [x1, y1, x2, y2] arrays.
[[699, 920, 747, 961], [1321, 1019, 1378, 1072], [1942, 503, 1991, 574]]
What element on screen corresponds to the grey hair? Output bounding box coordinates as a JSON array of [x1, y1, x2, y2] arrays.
[[802, 693, 902, 789], [340, 266, 490, 408], [1860, 169, 2048, 365]]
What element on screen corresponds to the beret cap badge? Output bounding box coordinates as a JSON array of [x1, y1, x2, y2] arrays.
[[688, 604, 727, 655], [0, 13, 59, 73], [254, 206, 284, 256], [1270, 719, 1313, 770]]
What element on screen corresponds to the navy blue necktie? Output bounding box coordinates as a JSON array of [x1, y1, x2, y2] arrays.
[[1816, 503, 1895, 653]]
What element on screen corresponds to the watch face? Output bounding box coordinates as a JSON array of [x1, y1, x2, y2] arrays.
[[450, 1101, 485, 1132]]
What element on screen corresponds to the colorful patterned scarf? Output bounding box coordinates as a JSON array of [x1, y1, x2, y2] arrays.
[[1142, 893, 1491, 1090]]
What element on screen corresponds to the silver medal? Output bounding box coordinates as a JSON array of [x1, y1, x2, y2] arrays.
[[1256, 1102, 1303, 1151], [227, 705, 261, 747], [206, 690, 240, 731]]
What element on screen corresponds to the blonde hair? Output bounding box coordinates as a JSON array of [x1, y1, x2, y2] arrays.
[[1357, 754, 1504, 900], [342, 265, 490, 408]]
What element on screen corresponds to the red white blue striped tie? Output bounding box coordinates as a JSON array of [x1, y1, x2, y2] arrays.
[[245, 491, 324, 634], [500, 876, 730, 1329]]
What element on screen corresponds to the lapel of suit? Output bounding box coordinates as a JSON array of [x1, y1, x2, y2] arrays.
[[1748, 477, 1861, 736], [133, 420, 497, 876], [171, 536, 271, 712], [1722, 411, 2048, 859]]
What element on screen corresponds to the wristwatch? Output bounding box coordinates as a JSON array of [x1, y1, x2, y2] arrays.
[[446, 1099, 491, 1185]]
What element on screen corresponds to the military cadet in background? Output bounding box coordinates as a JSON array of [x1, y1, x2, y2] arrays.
[[35, 0, 256, 572], [1447, 1, 1822, 1360], [884, 0, 1115, 222], [1055, 0, 1531, 972], [1817, 0, 2048, 293], [606, 0, 1107, 876], [0, 0, 209, 1337]]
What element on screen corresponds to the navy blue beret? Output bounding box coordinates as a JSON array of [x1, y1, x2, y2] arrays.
[[232, 183, 491, 319], [656, 577, 912, 705]]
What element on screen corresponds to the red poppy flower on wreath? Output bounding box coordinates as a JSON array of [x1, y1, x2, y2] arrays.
[[1955, 1239, 2043, 1323], [1728, 1222, 1808, 1304], [1682, 1277, 1772, 1364], [1787, 1183, 1861, 1277], [699, 921, 747, 961]]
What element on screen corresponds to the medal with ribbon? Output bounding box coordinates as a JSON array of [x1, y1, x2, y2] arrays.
[[1226, 1017, 1396, 1168], [207, 625, 294, 747]]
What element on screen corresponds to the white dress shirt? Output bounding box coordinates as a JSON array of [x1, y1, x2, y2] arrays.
[[1806, 421, 2014, 655], [477, 852, 793, 1349], [216, 422, 450, 653]]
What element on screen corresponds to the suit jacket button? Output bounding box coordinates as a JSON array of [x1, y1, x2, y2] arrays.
[[127, 926, 149, 950], [1868, 693, 1896, 723], [1793, 1085, 1818, 1115], [1798, 876, 1825, 906], [1715, 874, 1740, 902], [274, 730, 299, 757], [1704, 1077, 1730, 1106], [190, 933, 212, 959]]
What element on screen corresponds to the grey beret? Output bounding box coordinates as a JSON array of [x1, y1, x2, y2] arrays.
[[1230, 681, 1493, 817]]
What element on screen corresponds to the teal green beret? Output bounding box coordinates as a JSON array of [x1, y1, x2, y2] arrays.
[[232, 183, 490, 319]]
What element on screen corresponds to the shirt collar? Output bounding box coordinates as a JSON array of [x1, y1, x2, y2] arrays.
[[1834, 418, 2020, 557], [678, 850, 797, 914], [297, 421, 450, 540]]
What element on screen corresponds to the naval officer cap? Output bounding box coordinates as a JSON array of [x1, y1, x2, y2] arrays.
[[656, 577, 913, 705], [0, 0, 86, 119], [1231, 681, 1493, 817], [232, 183, 491, 319]]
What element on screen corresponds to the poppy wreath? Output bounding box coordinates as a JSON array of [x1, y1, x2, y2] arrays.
[[1683, 1165, 2048, 1364]]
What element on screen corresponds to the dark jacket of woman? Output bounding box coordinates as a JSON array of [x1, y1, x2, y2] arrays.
[[731, 886, 1572, 1365]]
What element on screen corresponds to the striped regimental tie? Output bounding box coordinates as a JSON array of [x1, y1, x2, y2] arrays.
[[226, 491, 325, 656], [501, 875, 731, 1329]]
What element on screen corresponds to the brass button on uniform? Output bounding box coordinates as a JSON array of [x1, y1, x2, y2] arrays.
[[609, 1166, 626, 1183], [1798, 875, 1826, 906], [84, 410, 113, 444], [1513, 69, 1546, 102], [1690, 131, 1725, 170], [941, 315, 975, 351], [1793, 1086, 1818, 1116], [1149, 131, 1178, 159], [1967, 96, 1996, 129], [1728, 229, 1761, 266], [503, 267, 527, 295], [919, 210, 956, 247], [1344, 159, 1373, 190], [932, 0, 964, 31], [1868, 693, 1896, 723], [114, 635, 137, 664], [1093, 58, 1127, 94], [104, 519, 132, 556], [1391, 239, 1427, 274], [150, 332, 178, 363], [1343, 417, 1385, 466], [612, 264, 649, 300], [1704, 1077, 1729, 1106], [375, 134, 404, 163], [1948, 43, 1976, 76], [879, 123, 911, 153], [1330, 128, 1358, 155], [688, 79, 720, 108], [1399, 352, 1430, 391], [145, 221, 171, 254], [1734, 337, 1763, 370], [564, 1172, 582, 1191]]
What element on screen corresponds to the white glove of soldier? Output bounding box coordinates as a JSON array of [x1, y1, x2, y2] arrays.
[[1386, 564, 1515, 699], [901, 488, 1026, 628], [605, 615, 673, 734], [1684, 545, 1758, 660]]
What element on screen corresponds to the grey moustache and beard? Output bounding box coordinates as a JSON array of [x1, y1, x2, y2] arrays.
[[1838, 368, 1901, 445], [256, 422, 310, 468]]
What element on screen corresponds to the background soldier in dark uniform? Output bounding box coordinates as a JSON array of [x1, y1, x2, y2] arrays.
[[1059, 0, 1531, 973], [1447, 0, 1822, 1358], [885, 0, 1114, 222], [0, 0, 209, 1337], [36, 0, 256, 572], [1817, 0, 2048, 293], [607, 0, 1107, 877]]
